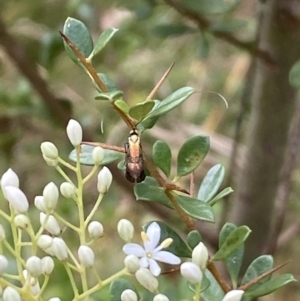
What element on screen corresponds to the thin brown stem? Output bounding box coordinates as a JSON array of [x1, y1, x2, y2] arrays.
[[238, 261, 289, 291], [146, 62, 175, 101], [163, 0, 277, 67], [207, 261, 231, 293]]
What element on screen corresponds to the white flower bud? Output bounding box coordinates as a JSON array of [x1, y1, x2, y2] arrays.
[[3, 286, 21, 301], [41, 256, 55, 275], [43, 155, 58, 167], [221, 290, 244, 301], [26, 256, 42, 278], [92, 146, 105, 165], [153, 294, 170, 301], [23, 270, 40, 295], [49, 298, 61, 301], [78, 245, 95, 268], [66, 119, 82, 147], [0, 255, 8, 275], [0, 224, 5, 241], [1, 169, 19, 198], [4, 186, 29, 213], [97, 167, 112, 194], [52, 237, 68, 261], [117, 219, 134, 242], [37, 234, 53, 250], [34, 196, 47, 212], [180, 262, 203, 283], [43, 182, 59, 211], [14, 214, 30, 229], [135, 268, 158, 293], [40, 213, 61, 236], [121, 289, 138, 301], [40, 142, 59, 160], [88, 221, 104, 239], [60, 182, 76, 198], [124, 255, 140, 274], [192, 242, 208, 270]]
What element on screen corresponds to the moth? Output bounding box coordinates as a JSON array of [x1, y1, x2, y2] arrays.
[[125, 129, 146, 183]]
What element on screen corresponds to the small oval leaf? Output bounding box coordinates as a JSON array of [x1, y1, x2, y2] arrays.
[[129, 101, 155, 121], [208, 187, 234, 206], [97, 73, 119, 92], [63, 17, 94, 61], [110, 278, 139, 301], [134, 177, 173, 208], [241, 255, 274, 287], [198, 164, 225, 202], [177, 136, 210, 177], [114, 99, 129, 114], [219, 223, 244, 287], [92, 28, 118, 57], [244, 274, 296, 299], [212, 225, 251, 261], [187, 230, 203, 250], [174, 194, 214, 222], [95, 91, 124, 101], [142, 87, 195, 122], [152, 140, 172, 177]]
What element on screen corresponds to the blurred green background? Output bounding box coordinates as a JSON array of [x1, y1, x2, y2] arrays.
[[1, 0, 300, 300]]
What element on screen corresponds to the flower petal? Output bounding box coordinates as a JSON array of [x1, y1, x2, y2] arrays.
[[144, 222, 160, 251], [153, 251, 181, 264], [123, 243, 145, 257], [148, 258, 161, 276], [140, 257, 149, 268]]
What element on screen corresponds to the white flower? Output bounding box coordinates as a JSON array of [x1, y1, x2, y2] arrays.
[[3, 286, 21, 301], [1, 169, 19, 197], [180, 262, 202, 283], [40, 142, 58, 160], [78, 245, 95, 268], [123, 222, 181, 276], [118, 219, 134, 242], [4, 186, 29, 213], [97, 167, 112, 193], [66, 119, 82, 147], [121, 289, 138, 301], [192, 242, 208, 270], [222, 290, 244, 301]]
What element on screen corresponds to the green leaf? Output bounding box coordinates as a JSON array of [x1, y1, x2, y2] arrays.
[[97, 73, 119, 92], [110, 278, 139, 301], [177, 136, 210, 177], [243, 274, 296, 299], [174, 194, 214, 222], [63, 17, 94, 61], [142, 87, 195, 122], [153, 24, 196, 38], [114, 99, 129, 114], [69, 144, 124, 166], [201, 270, 224, 301], [137, 100, 161, 131], [92, 28, 118, 57], [198, 164, 225, 202], [212, 225, 251, 261], [117, 160, 126, 170], [134, 177, 173, 208], [95, 91, 124, 101], [129, 101, 155, 121], [289, 59, 300, 88], [152, 140, 172, 177], [143, 221, 191, 257], [241, 255, 274, 288], [208, 187, 234, 206], [219, 223, 244, 287], [187, 230, 203, 250]]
